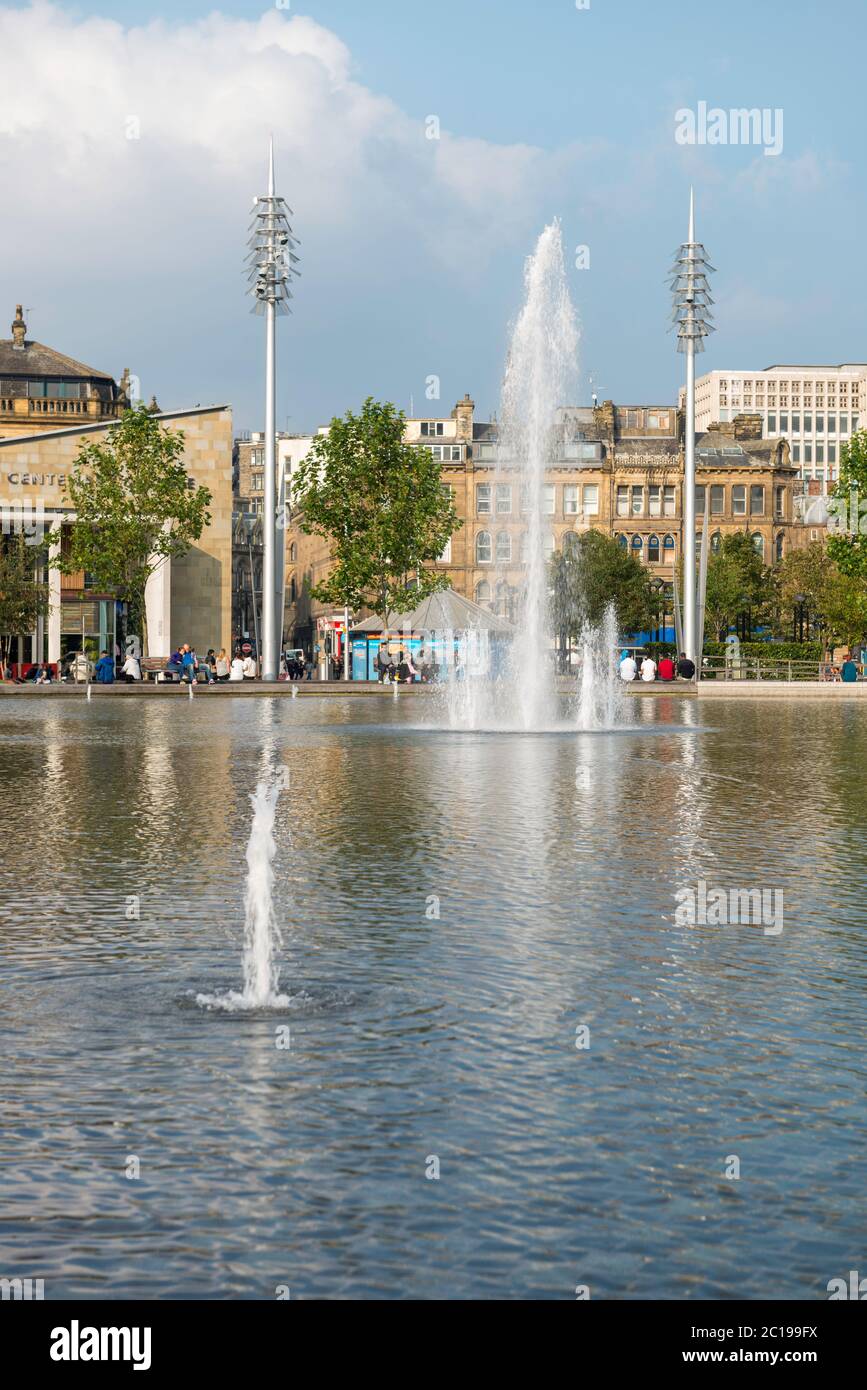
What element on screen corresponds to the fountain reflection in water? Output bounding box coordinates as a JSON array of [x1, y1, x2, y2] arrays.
[[197, 778, 290, 1011], [443, 221, 620, 733]]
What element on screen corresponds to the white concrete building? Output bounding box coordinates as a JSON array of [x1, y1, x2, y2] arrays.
[[682, 366, 866, 493]]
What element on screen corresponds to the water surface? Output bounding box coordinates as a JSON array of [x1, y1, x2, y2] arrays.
[[0, 694, 864, 1299]]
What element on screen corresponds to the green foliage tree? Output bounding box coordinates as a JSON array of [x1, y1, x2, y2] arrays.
[[291, 398, 461, 626], [827, 429, 867, 577], [775, 541, 867, 649], [704, 532, 766, 640], [60, 405, 212, 655], [549, 530, 652, 639], [0, 535, 51, 671]]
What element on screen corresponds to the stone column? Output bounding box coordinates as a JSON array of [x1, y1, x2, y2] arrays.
[[144, 555, 171, 660], [48, 530, 62, 666]]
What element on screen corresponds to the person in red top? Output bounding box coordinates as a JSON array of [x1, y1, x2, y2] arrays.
[[657, 655, 675, 681]]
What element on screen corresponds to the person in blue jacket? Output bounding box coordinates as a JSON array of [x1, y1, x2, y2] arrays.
[[94, 650, 115, 683], [841, 654, 859, 683]]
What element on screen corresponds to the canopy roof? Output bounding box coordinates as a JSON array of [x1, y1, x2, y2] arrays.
[[353, 588, 512, 634]]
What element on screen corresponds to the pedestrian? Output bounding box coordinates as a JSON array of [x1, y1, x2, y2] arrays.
[[841, 653, 859, 683], [619, 652, 637, 682], [676, 651, 696, 680], [181, 645, 198, 685], [657, 653, 675, 682], [95, 650, 115, 684], [215, 649, 230, 682], [120, 651, 141, 682], [229, 655, 245, 681], [242, 652, 257, 680], [640, 654, 657, 682]]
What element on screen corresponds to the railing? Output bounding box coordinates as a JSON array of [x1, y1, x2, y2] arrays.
[[700, 654, 861, 682], [28, 399, 89, 415]]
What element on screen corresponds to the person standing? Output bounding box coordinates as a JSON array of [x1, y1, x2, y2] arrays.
[[841, 653, 859, 683]]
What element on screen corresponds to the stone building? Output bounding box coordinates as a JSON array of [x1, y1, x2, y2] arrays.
[[0, 305, 128, 438], [0, 405, 234, 667], [283, 394, 802, 645]]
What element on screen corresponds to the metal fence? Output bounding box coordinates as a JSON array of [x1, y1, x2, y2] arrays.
[[699, 655, 861, 683]]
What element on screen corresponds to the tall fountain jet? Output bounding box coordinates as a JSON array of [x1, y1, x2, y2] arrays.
[[246, 139, 300, 681], [498, 220, 579, 730], [669, 189, 715, 666]]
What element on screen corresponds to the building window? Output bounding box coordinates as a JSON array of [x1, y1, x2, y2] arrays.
[[420, 421, 444, 437], [791, 414, 800, 432], [564, 484, 580, 515], [439, 537, 452, 563], [827, 414, 836, 433], [495, 531, 512, 563], [664, 485, 676, 517], [495, 484, 512, 515], [476, 484, 492, 515], [475, 580, 491, 605], [663, 534, 675, 562], [768, 414, 777, 432], [695, 484, 706, 514], [647, 534, 660, 563], [774, 486, 785, 519], [816, 415, 824, 433], [616, 485, 629, 517], [710, 484, 725, 515], [804, 443, 813, 464], [631, 535, 643, 560], [616, 534, 628, 549], [647, 411, 669, 429], [289, 542, 297, 562], [476, 531, 492, 564], [829, 443, 837, 464], [251, 472, 264, 491], [544, 532, 556, 556], [751, 532, 765, 560], [750, 485, 765, 516], [631, 485, 644, 515], [775, 532, 785, 562], [563, 531, 580, 556], [779, 413, 789, 431], [840, 414, 848, 432], [793, 444, 800, 463], [543, 485, 555, 515], [582, 483, 599, 516], [732, 485, 746, 516], [804, 414, 812, 432], [710, 531, 722, 554], [289, 577, 297, 601], [816, 444, 825, 464], [647, 484, 662, 517]]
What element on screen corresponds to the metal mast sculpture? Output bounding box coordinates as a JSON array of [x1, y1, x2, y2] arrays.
[[669, 188, 714, 666], [246, 138, 300, 680]]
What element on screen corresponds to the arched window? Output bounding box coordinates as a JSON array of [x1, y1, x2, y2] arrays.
[[663, 534, 675, 562], [496, 531, 512, 563], [476, 531, 492, 564], [544, 532, 556, 557], [616, 533, 628, 550], [289, 576, 297, 601], [563, 532, 580, 556], [289, 542, 297, 563], [775, 531, 785, 562], [647, 534, 660, 563], [710, 531, 722, 554], [631, 535, 643, 560], [751, 532, 765, 559], [475, 580, 491, 605]]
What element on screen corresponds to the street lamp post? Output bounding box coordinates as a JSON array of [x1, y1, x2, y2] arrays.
[[246, 138, 300, 680], [670, 189, 715, 669]]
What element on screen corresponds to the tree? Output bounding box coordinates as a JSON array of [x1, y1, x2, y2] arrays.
[[550, 531, 652, 639], [704, 532, 766, 640], [60, 405, 212, 655], [775, 541, 867, 648], [0, 535, 51, 671], [827, 429, 867, 577], [291, 398, 460, 627]]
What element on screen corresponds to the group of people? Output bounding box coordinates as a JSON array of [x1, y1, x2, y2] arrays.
[[166, 645, 256, 684], [619, 651, 696, 684], [821, 654, 861, 683]]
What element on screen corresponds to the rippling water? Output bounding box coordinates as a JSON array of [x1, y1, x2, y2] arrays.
[[0, 694, 865, 1299]]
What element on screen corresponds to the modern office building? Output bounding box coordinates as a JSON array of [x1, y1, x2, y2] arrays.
[[683, 366, 866, 495]]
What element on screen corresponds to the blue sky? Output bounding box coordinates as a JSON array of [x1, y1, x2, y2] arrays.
[[1, 0, 864, 431]]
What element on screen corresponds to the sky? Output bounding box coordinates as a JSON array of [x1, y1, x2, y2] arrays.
[[0, 0, 864, 432]]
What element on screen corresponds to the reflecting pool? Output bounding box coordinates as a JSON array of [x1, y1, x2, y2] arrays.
[[0, 694, 865, 1298]]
